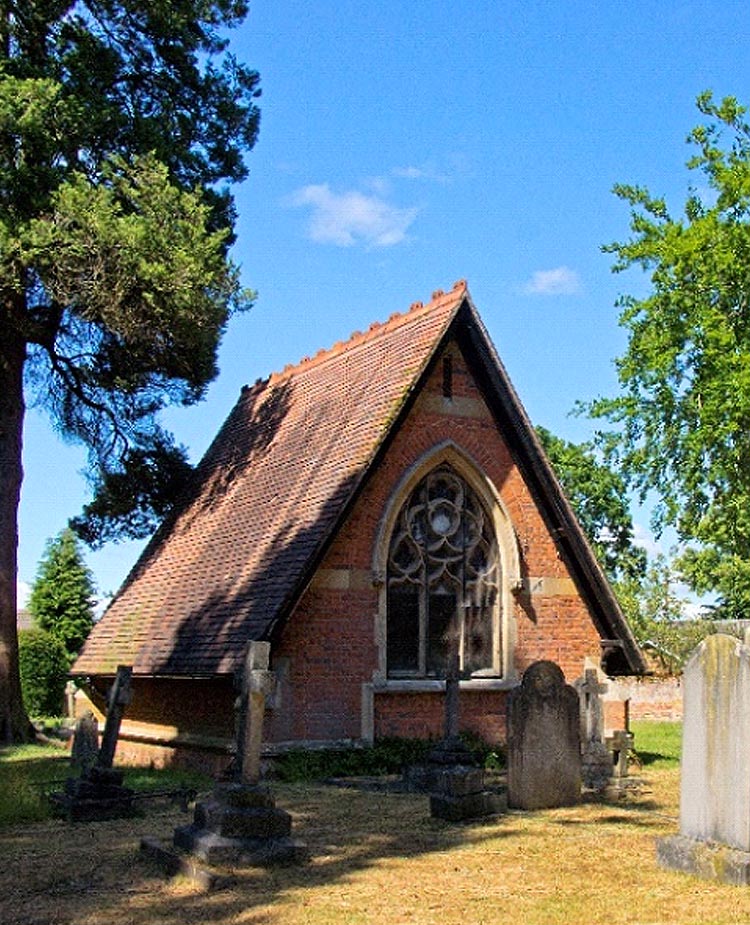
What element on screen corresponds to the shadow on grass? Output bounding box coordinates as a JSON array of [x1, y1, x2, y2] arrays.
[[1, 783, 517, 925]]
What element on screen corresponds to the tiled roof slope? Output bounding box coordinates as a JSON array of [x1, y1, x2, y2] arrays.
[[74, 282, 470, 677]]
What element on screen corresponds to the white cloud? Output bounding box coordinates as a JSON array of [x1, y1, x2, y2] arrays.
[[288, 183, 419, 248], [391, 164, 450, 183], [523, 266, 582, 296], [17, 579, 30, 610]]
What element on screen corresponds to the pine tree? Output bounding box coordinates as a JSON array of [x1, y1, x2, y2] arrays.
[[0, 2, 260, 741], [28, 529, 96, 660]]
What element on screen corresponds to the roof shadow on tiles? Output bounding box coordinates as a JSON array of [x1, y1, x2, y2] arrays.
[[136, 466, 359, 677]]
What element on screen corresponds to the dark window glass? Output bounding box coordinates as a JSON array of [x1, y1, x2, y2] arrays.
[[386, 588, 420, 672], [426, 592, 456, 676]]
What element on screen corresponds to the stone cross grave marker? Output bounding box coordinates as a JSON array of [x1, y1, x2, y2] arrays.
[[658, 633, 750, 884], [576, 667, 614, 792], [426, 644, 474, 767], [235, 641, 275, 785], [579, 668, 607, 743], [423, 646, 505, 821], [507, 660, 581, 810], [53, 665, 134, 820], [163, 640, 309, 876], [443, 649, 460, 741], [97, 665, 133, 770]]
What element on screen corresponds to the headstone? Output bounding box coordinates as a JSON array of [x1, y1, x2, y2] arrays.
[[165, 641, 308, 878], [71, 710, 99, 775], [507, 660, 581, 810], [576, 668, 614, 792], [53, 666, 135, 821], [657, 634, 750, 884]]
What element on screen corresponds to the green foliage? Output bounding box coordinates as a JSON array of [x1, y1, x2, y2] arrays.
[[537, 426, 646, 581], [631, 720, 682, 769], [1, 1, 260, 542], [588, 93, 750, 616], [70, 439, 193, 547], [271, 735, 503, 783], [0, 0, 260, 738], [29, 529, 95, 657], [614, 555, 717, 673], [122, 765, 212, 794], [17, 629, 69, 717], [273, 738, 435, 782]]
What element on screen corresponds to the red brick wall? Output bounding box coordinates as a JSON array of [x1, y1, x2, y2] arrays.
[[373, 690, 508, 743], [268, 341, 605, 746]]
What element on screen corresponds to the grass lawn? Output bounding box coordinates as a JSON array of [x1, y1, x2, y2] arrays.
[[3, 723, 750, 925]]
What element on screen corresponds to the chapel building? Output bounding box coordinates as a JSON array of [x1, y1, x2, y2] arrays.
[[72, 281, 645, 769]]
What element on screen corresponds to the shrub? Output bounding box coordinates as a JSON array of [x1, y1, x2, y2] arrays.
[[18, 628, 70, 718], [271, 735, 504, 783]]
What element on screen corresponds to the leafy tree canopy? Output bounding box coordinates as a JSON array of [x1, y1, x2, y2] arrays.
[[0, 1, 260, 740], [615, 555, 716, 674], [28, 528, 96, 658], [587, 92, 750, 617], [536, 426, 645, 582]]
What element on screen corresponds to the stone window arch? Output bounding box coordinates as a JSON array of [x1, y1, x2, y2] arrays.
[[386, 463, 500, 678]]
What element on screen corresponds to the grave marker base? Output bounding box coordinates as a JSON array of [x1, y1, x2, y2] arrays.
[[144, 781, 308, 888], [657, 834, 750, 886]]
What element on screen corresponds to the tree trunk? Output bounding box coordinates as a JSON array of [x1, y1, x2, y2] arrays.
[[0, 298, 30, 742]]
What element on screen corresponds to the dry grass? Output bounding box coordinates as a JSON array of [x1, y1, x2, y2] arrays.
[[3, 766, 750, 925]]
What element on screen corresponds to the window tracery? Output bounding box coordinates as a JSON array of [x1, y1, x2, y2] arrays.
[[386, 465, 500, 677]]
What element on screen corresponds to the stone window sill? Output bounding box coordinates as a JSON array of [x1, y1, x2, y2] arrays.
[[372, 677, 518, 693]]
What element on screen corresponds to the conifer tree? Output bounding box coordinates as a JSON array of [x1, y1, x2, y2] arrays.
[[0, 2, 261, 740], [29, 529, 96, 660]]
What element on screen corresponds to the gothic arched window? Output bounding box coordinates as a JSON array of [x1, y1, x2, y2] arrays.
[[386, 465, 501, 678]]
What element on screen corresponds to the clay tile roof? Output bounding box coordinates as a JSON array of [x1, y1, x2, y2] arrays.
[[74, 281, 470, 678]]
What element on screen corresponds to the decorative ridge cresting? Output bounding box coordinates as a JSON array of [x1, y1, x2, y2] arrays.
[[258, 279, 468, 387]]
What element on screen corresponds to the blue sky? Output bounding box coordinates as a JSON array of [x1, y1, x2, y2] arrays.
[[17, 0, 750, 606]]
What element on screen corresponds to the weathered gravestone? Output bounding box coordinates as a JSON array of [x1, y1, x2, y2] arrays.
[[507, 660, 581, 810], [425, 652, 506, 821], [55, 666, 135, 821], [657, 634, 750, 885], [153, 641, 307, 881], [70, 710, 99, 776]]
